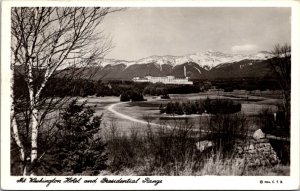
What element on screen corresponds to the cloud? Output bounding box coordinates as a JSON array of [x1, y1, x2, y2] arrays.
[[231, 44, 258, 53]]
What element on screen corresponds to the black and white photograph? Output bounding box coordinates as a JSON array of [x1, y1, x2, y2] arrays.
[[1, 0, 300, 190]]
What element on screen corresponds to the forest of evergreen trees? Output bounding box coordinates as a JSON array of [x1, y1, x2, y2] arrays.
[[159, 98, 242, 115]]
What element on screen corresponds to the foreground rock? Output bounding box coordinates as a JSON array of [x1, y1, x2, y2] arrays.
[[196, 140, 213, 152], [253, 129, 265, 140], [234, 129, 280, 167]]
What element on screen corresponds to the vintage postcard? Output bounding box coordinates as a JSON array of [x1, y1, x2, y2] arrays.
[[1, 0, 299, 190]]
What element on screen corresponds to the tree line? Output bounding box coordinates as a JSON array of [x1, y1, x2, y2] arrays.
[[13, 75, 203, 99], [159, 98, 242, 115], [14, 74, 283, 101]]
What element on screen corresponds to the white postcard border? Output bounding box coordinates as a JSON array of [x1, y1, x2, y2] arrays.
[[1, 0, 299, 190]]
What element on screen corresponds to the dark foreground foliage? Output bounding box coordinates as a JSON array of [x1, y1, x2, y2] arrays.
[[11, 100, 108, 175], [49, 100, 108, 175]]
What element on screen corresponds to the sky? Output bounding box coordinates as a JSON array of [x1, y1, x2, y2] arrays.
[[101, 7, 291, 60]]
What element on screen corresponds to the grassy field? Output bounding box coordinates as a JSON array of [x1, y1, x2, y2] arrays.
[[83, 92, 280, 134], [42, 92, 280, 134]]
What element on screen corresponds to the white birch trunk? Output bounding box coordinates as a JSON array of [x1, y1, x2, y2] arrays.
[[31, 107, 39, 163], [27, 60, 39, 175], [11, 62, 27, 175], [11, 113, 27, 175], [11, 117, 24, 161]]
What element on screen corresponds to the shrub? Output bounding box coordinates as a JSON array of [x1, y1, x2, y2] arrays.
[[174, 102, 184, 115], [130, 90, 145, 101], [160, 94, 170, 99], [183, 101, 197, 115], [120, 92, 131, 102], [195, 100, 205, 114], [204, 99, 241, 114], [120, 90, 145, 102], [165, 102, 174, 114], [159, 103, 165, 113]]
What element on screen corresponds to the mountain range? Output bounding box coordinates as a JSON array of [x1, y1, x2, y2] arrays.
[[68, 50, 275, 81]]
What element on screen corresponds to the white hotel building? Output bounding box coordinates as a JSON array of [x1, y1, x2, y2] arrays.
[[132, 76, 193, 85]]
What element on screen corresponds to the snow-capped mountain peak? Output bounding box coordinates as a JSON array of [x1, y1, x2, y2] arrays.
[[97, 50, 273, 71]]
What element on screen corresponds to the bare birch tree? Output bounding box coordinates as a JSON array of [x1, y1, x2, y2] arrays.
[[11, 7, 117, 175]]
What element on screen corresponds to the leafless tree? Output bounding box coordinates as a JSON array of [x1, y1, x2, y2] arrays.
[[270, 44, 291, 130], [11, 7, 119, 175]]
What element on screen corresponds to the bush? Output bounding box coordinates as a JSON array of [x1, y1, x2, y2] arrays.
[[120, 90, 145, 102], [130, 90, 145, 101], [204, 98, 241, 114], [120, 92, 131, 102], [174, 102, 184, 115], [165, 102, 174, 114], [159, 103, 165, 113], [160, 94, 170, 99]]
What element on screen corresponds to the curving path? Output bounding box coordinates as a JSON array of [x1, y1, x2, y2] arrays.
[[106, 101, 207, 132], [107, 101, 163, 127]]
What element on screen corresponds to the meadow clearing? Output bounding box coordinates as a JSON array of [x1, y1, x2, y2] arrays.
[[80, 91, 280, 134]]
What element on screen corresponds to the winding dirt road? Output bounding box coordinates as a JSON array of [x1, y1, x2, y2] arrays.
[[106, 101, 208, 132], [107, 101, 162, 127]]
